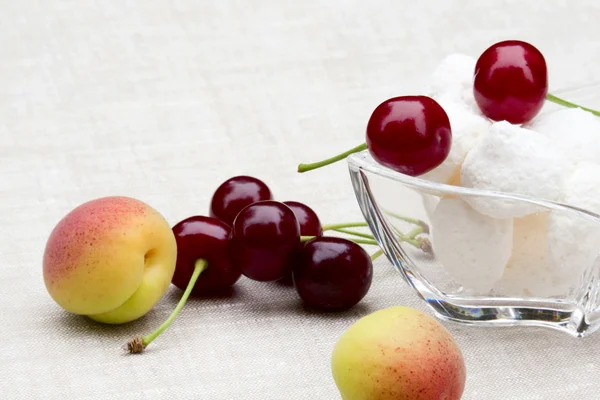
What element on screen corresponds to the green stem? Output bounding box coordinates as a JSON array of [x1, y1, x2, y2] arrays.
[[406, 225, 424, 239], [385, 210, 429, 233], [333, 226, 428, 252], [297, 143, 368, 173], [370, 249, 384, 261], [546, 93, 600, 117], [126, 259, 208, 354], [301, 235, 378, 246], [322, 222, 368, 231], [333, 228, 374, 240], [349, 238, 379, 246], [392, 226, 424, 250]]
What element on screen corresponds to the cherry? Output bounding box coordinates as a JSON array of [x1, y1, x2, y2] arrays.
[[231, 200, 300, 282], [473, 40, 548, 124], [293, 237, 373, 312], [297, 96, 452, 176], [171, 216, 240, 295], [209, 175, 272, 226], [366, 96, 452, 176], [278, 201, 323, 284], [282, 201, 323, 237], [126, 215, 238, 354]]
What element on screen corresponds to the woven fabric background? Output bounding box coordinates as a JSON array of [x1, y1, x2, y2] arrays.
[[2, 1, 600, 398]]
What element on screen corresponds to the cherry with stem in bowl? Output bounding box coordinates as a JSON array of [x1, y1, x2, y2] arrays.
[[231, 200, 300, 282], [297, 96, 452, 176], [126, 216, 238, 354], [293, 237, 374, 312], [473, 40, 548, 124], [475, 40, 600, 121], [210, 175, 272, 226]]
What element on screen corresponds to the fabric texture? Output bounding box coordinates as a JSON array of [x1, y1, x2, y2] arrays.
[[2, 1, 600, 398]]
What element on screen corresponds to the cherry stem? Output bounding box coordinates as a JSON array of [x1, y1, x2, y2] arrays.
[[321, 222, 368, 231], [126, 259, 208, 354], [406, 225, 424, 239], [371, 249, 384, 261], [392, 225, 432, 253], [546, 93, 600, 117], [384, 210, 430, 233], [333, 228, 374, 240], [300, 235, 378, 246], [297, 143, 368, 173], [336, 226, 427, 252], [345, 237, 378, 246], [393, 226, 421, 247]]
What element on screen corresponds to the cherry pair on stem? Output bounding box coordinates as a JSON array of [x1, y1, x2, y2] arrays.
[[297, 40, 600, 177]]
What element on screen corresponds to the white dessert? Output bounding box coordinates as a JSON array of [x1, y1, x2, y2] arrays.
[[529, 107, 600, 168], [547, 162, 600, 279], [421, 193, 440, 221], [460, 121, 568, 218], [421, 99, 490, 185], [494, 213, 576, 297], [416, 53, 600, 296], [431, 198, 513, 292], [425, 53, 479, 114]]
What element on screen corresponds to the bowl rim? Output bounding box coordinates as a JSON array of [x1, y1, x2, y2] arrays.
[[347, 150, 600, 223]]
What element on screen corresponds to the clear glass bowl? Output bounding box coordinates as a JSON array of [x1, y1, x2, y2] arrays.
[[347, 84, 600, 337]]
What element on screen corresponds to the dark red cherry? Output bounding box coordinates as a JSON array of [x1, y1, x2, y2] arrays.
[[231, 201, 300, 282], [126, 216, 239, 353], [172, 216, 240, 295], [474, 40, 548, 124], [209, 176, 272, 226], [293, 237, 373, 311], [278, 201, 323, 284], [366, 96, 452, 176], [282, 201, 323, 237]]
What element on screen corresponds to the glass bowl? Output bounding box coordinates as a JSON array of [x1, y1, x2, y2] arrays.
[[347, 84, 600, 337]]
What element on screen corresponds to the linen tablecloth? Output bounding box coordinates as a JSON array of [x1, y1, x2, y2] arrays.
[[2, 1, 600, 398]]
